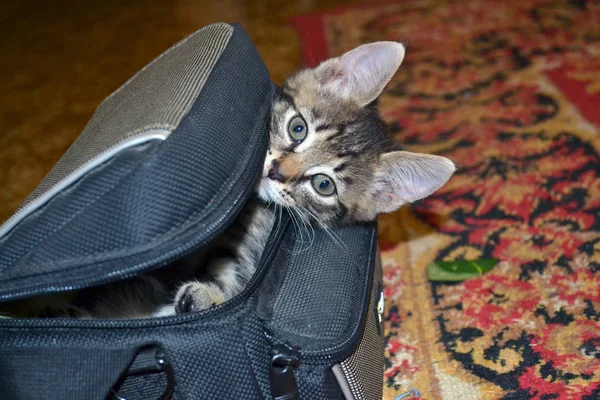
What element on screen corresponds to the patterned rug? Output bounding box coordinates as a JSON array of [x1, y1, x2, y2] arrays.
[[293, 1, 600, 399]]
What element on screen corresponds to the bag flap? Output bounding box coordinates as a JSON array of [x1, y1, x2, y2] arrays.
[[0, 23, 273, 300], [255, 221, 379, 360]]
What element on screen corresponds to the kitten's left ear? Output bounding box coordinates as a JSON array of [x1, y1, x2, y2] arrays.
[[316, 42, 405, 106], [372, 151, 456, 214]]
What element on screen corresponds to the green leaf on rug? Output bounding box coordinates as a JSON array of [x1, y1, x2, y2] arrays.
[[427, 258, 498, 282]]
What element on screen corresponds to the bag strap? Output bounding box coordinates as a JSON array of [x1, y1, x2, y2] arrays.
[[0, 343, 172, 400]]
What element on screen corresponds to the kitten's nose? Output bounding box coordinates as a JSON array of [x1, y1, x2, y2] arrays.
[[268, 160, 285, 182]]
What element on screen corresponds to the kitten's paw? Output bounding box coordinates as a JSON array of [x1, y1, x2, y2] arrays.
[[174, 281, 225, 314]]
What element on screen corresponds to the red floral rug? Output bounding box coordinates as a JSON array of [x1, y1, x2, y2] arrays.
[[293, 1, 600, 399]]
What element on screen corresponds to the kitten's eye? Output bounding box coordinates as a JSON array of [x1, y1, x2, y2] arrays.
[[311, 174, 336, 196], [288, 116, 307, 143]]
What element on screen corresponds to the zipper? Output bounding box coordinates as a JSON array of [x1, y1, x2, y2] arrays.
[[269, 343, 301, 400], [0, 213, 291, 328]]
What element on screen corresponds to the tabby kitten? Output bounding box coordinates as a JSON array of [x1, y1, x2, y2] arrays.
[[46, 41, 455, 319], [154, 41, 455, 318]]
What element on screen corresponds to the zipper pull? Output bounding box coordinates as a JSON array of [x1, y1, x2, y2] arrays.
[[269, 343, 301, 400]]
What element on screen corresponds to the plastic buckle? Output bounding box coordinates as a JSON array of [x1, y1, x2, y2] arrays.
[[269, 343, 301, 400]]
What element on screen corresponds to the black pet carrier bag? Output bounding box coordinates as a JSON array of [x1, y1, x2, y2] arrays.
[[0, 23, 384, 400]]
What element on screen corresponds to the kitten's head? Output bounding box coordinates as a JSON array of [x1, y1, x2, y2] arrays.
[[258, 42, 455, 225]]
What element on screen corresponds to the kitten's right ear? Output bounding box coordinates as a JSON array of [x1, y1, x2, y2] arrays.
[[315, 42, 405, 106], [371, 151, 456, 214]]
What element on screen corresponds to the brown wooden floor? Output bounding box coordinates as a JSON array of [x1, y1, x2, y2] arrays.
[[0, 0, 358, 222]]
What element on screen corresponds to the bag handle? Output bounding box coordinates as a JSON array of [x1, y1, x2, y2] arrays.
[[0, 343, 172, 400]]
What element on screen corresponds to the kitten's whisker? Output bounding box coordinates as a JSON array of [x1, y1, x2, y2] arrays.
[[279, 192, 310, 252], [275, 204, 283, 235], [291, 206, 315, 252], [288, 207, 305, 254], [263, 199, 273, 211], [284, 204, 305, 252], [284, 206, 310, 254], [297, 205, 347, 250], [290, 193, 315, 249], [297, 207, 315, 248]]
